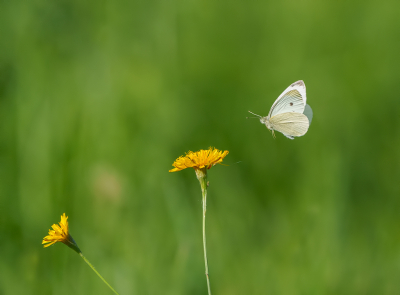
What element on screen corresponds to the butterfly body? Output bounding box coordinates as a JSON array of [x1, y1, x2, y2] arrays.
[[249, 80, 313, 140]]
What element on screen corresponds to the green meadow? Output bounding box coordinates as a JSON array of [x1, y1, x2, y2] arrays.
[[1, 0, 400, 294]]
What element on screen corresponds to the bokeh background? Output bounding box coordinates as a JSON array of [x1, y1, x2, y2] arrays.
[[1, 0, 400, 294]]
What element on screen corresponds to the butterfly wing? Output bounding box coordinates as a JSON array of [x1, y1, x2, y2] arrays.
[[268, 80, 307, 118], [303, 104, 313, 124], [269, 112, 310, 139]]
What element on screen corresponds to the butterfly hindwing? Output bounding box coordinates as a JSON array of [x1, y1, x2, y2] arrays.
[[303, 104, 313, 124], [268, 112, 310, 138]]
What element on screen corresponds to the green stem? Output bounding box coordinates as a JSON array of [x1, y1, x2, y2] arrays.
[[196, 168, 212, 295], [80, 253, 120, 295], [202, 184, 212, 295]]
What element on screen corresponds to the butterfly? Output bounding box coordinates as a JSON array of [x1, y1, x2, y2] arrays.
[[249, 80, 313, 139]]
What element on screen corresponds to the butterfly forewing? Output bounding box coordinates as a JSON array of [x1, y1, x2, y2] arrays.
[[284, 80, 307, 105], [269, 112, 309, 138], [268, 89, 305, 118]]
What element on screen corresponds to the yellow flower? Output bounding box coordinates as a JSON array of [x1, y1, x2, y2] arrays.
[[42, 214, 120, 294], [42, 213, 81, 253], [170, 147, 229, 294], [169, 147, 229, 172]]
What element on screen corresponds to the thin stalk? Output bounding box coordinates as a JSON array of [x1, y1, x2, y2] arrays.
[[79, 253, 120, 295], [202, 184, 212, 295], [196, 168, 212, 295]]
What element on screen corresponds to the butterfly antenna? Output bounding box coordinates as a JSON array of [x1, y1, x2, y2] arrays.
[[247, 111, 263, 119], [248, 111, 261, 118]]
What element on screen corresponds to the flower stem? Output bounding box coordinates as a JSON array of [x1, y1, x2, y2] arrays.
[[79, 253, 120, 295], [196, 168, 212, 295], [202, 185, 212, 295]]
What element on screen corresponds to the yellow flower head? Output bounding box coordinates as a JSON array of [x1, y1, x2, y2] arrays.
[[42, 213, 81, 253], [169, 147, 229, 172]]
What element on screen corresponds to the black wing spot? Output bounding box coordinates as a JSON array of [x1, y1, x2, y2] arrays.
[[290, 102, 293, 106]]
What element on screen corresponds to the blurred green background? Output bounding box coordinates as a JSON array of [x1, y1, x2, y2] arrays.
[[1, 0, 400, 294]]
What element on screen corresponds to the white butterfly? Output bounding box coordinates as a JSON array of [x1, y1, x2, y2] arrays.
[[249, 80, 313, 140]]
